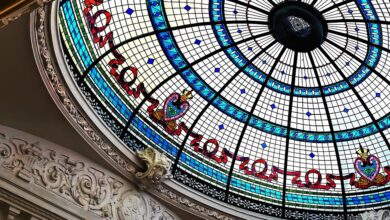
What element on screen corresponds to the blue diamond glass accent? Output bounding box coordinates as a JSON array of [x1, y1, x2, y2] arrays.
[[194, 39, 201, 45], [306, 112, 312, 117], [184, 5, 191, 11], [147, 58, 154, 65], [219, 124, 224, 130], [215, 67, 220, 73], [240, 89, 246, 94], [343, 108, 349, 113], [376, 92, 381, 98], [125, 8, 134, 15], [233, 9, 238, 14], [261, 143, 267, 149], [309, 153, 315, 158], [237, 29, 242, 34], [271, 104, 276, 110]]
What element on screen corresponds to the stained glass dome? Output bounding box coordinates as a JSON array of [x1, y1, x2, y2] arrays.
[[56, 0, 390, 219]]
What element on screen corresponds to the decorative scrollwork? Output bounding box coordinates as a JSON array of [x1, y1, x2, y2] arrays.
[[0, 134, 122, 215], [0, 134, 11, 159], [0, 128, 181, 219]]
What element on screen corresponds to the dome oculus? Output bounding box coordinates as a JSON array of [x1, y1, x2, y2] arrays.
[[269, 2, 328, 52]]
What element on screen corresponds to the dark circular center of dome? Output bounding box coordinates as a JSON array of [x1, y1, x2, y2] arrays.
[[269, 2, 327, 52]]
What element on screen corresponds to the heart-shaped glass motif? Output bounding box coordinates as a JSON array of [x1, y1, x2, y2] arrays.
[[354, 155, 381, 181], [162, 93, 189, 122]]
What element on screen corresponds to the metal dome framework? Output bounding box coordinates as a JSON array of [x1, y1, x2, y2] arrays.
[[57, 0, 390, 219]]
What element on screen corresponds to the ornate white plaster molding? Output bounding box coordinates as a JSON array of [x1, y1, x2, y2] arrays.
[[0, 0, 52, 28], [1, 11, 24, 26], [0, 125, 179, 220], [359, 210, 390, 220]]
